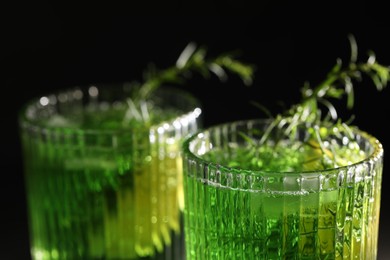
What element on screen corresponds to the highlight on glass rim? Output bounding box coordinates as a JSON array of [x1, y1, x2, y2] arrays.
[[18, 43, 254, 259], [182, 34, 388, 259]]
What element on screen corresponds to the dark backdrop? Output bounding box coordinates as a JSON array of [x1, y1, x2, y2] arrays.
[[2, 3, 390, 259]]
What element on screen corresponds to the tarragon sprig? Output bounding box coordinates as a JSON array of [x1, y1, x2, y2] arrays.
[[122, 42, 255, 124], [255, 35, 389, 169]]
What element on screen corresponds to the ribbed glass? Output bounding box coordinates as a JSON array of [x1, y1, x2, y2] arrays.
[[182, 119, 383, 260], [19, 84, 202, 259]]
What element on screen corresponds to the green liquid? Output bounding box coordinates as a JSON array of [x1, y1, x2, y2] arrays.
[[21, 107, 185, 259], [183, 144, 382, 259]]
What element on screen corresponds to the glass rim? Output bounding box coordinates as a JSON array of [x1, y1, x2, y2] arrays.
[[182, 118, 384, 176], [19, 84, 202, 135]]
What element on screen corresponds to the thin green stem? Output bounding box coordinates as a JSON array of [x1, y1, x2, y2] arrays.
[[251, 35, 389, 169], [123, 42, 255, 124]]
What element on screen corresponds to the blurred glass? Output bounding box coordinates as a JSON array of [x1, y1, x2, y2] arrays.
[[19, 84, 201, 259]]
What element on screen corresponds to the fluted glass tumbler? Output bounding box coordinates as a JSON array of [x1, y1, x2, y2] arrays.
[[182, 119, 383, 259], [19, 84, 201, 259]]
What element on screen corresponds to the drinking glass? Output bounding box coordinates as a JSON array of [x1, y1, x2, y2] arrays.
[[19, 84, 202, 259], [182, 119, 383, 259]]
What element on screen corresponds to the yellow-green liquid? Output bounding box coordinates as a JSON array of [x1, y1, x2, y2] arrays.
[[184, 144, 382, 259], [21, 109, 185, 259]]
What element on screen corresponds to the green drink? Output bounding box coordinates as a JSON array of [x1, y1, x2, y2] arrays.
[[19, 85, 201, 259], [182, 120, 383, 259]]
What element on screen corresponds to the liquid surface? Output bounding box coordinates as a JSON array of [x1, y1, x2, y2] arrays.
[[202, 139, 367, 172]]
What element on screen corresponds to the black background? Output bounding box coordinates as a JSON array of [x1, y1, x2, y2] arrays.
[[2, 2, 390, 259]]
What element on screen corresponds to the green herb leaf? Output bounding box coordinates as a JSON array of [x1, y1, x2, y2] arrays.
[[251, 34, 389, 169], [123, 42, 256, 124]]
